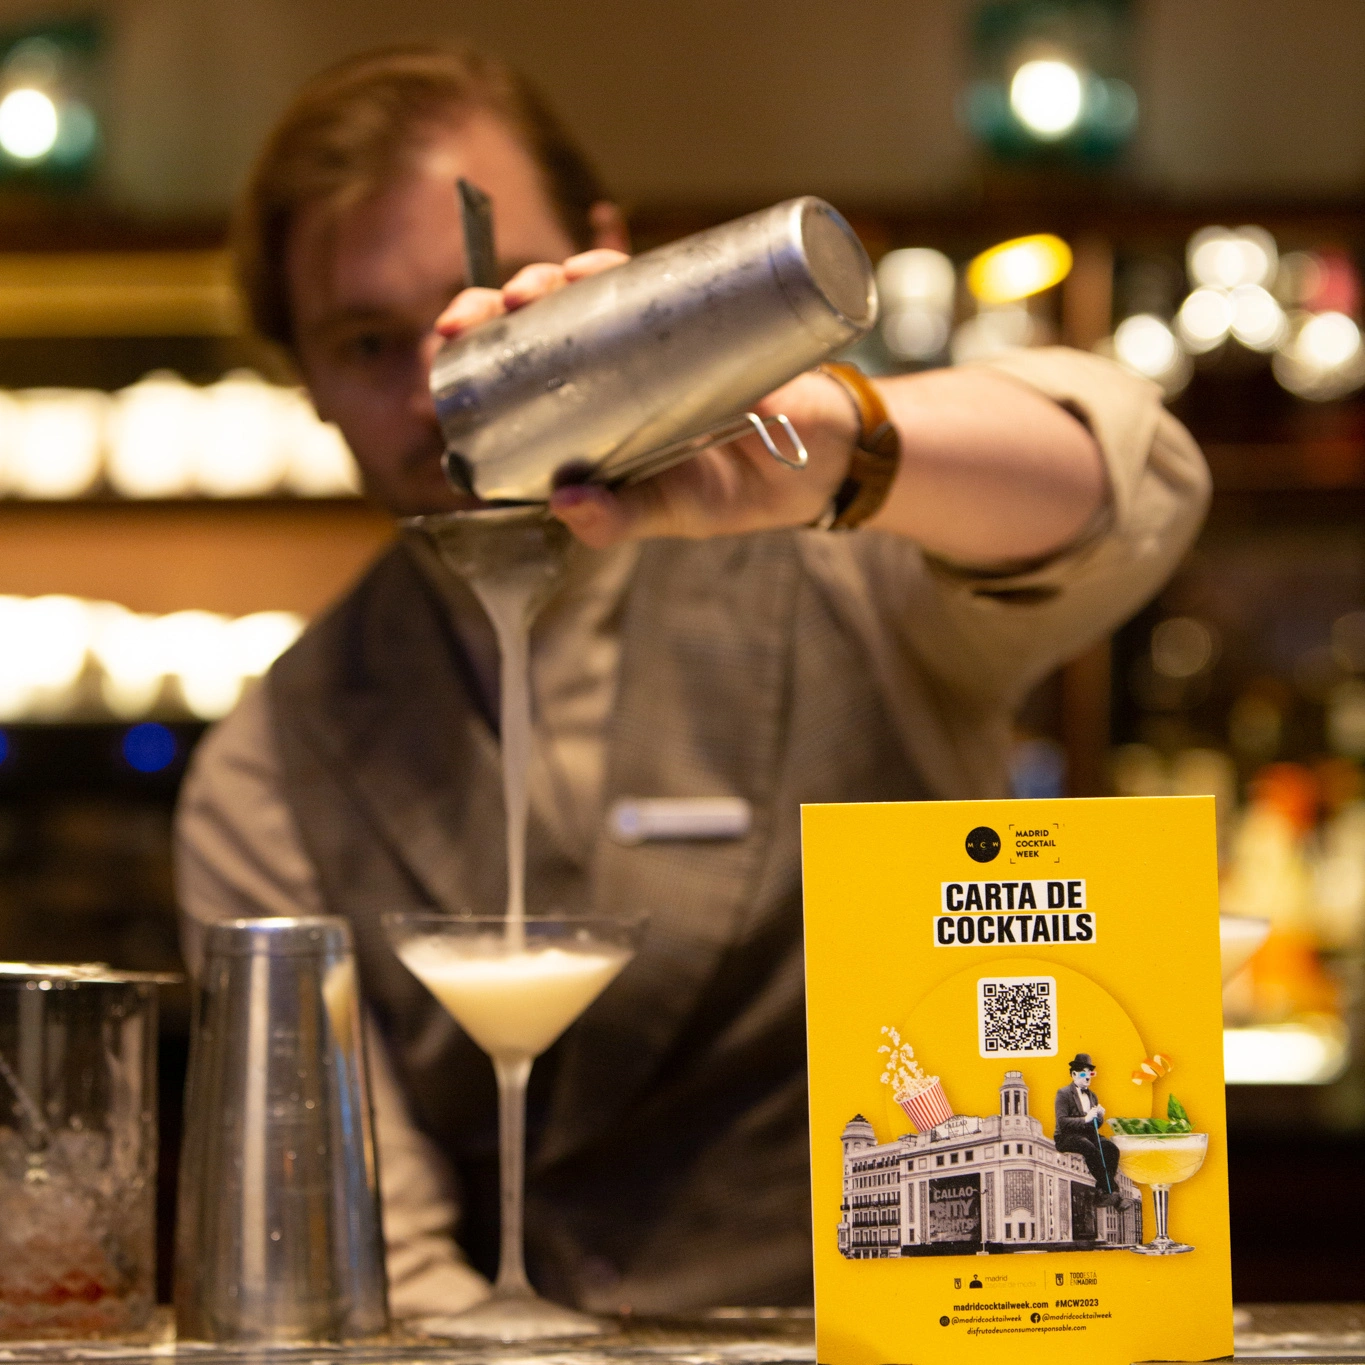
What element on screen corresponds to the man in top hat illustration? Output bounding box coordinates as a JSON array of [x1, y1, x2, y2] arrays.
[[1054, 1053, 1122, 1206]]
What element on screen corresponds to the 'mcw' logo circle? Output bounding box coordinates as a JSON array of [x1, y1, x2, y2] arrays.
[[964, 826, 1001, 862]]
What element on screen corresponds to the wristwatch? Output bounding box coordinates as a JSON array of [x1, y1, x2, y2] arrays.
[[810, 361, 902, 531]]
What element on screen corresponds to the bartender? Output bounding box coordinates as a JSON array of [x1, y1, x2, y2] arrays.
[[176, 45, 1209, 1323]]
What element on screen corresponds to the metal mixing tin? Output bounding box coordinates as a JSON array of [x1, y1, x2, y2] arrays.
[[431, 196, 877, 504]]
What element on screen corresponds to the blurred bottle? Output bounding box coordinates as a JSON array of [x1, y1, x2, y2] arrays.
[[1221, 763, 1342, 1024], [1310, 758, 1365, 953]]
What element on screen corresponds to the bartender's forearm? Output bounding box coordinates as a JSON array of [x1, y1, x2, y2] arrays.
[[445, 252, 1108, 554], [549, 360, 1106, 552], [864, 366, 1106, 567]]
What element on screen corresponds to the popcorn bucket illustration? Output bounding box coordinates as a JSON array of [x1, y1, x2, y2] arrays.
[[895, 1076, 954, 1131]]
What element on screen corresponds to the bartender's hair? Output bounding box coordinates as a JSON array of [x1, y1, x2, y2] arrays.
[[234, 44, 609, 351]]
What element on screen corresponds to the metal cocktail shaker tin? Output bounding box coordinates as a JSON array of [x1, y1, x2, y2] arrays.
[[174, 917, 387, 1344], [431, 196, 878, 503]]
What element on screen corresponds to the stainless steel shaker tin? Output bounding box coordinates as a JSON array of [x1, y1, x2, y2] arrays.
[[174, 916, 387, 1344], [201, 915, 353, 957], [431, 196, 878, 504]]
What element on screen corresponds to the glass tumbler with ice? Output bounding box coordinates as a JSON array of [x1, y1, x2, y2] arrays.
[[0, 963, 175, 1339]]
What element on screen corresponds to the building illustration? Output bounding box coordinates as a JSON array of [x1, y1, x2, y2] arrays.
[[839, 1070, 1141, 1257]]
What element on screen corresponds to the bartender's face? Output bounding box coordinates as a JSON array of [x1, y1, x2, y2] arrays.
[[286, 113, 582, 516], [1073, 1069, 1093, 1090]]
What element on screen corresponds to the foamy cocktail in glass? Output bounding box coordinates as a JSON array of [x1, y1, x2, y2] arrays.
[[383, 913, 641, 1341]]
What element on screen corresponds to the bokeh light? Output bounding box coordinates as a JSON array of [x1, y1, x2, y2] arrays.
[[877, 248, 956, 311], [10, 390, 105, 497], [884, 310, 951, 362], [877, 248, 957, 364], [950, 304, 1037, 364], [122, 722, 176, 774], [1175, 225, 1309, 364], [0, 593, 92, 721], [21, 595, 91, 690], [1187, 226, 1277, 291], [0, 594, 305, 722], [1223, 1023, 1349, 1086], [88, 603, 165, 718], [1229, 284, 1286, 351], [0, 371, 362, 502], [0, 87, 58, 160], [154, 610, 239, 718], [1272, 311, 1365, 402], [1114, 315, 1179, 379], [1295, 311, 1360, 369], [966, 234, 1072, 306], [1151, 616, 1217, 680], [1109, 313, 1190, 396], [106, 374, 199, 498], [1008, 59, 1083, 138], [1177, 287, 1234, 353], [228, 610, 305, 679], [195, 372, 288, 497]]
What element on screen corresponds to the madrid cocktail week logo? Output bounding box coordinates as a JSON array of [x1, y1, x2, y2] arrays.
[[938, 825, 1094, 948]]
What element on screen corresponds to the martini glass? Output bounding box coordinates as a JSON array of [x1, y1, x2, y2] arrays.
[[1219, 913, 1271, 984], [382, 913, 641, 1341], [1110, 1131, 1208, 1255]]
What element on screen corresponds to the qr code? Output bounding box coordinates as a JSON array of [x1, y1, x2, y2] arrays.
[[978, 976, 1057, 1057]]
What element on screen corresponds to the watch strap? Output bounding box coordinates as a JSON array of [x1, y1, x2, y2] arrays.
[[812, 362, 901, 531]]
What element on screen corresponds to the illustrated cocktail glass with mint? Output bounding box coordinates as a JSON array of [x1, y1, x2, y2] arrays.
[[1110, 1096, 1207, 1255]]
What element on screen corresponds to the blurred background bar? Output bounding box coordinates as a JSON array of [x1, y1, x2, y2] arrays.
[[0, 251, 240, 336], [0, 0, 1360, 1306]]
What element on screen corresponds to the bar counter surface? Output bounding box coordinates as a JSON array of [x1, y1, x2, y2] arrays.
[[0, 1305, 1359, 1365]]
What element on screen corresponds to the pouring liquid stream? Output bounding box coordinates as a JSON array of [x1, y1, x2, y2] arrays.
[[411, 518, 633, 1069], [412, 504, 639, 1071], [467, 571, 536, 954]]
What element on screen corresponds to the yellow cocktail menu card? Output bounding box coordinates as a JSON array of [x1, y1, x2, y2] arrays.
[[802, 797, 1232, 1365]]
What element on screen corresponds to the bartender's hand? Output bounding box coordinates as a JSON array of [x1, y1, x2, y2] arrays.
[[435, 251, 858, 549], [437, 250, 1108, 561]]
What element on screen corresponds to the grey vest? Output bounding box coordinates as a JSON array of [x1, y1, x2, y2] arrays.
[[269, 530, 928, 1312]]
